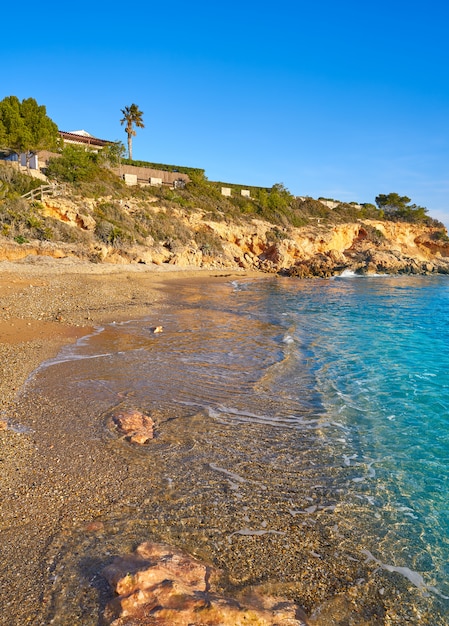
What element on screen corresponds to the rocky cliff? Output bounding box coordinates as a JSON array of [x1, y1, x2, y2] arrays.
[[2, 194, 449, 276]]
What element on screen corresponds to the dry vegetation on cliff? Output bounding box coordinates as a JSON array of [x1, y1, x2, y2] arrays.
[[1, 159, 449, 276]]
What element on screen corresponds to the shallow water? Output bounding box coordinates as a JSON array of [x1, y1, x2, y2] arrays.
[[13, 275, 449, 624]]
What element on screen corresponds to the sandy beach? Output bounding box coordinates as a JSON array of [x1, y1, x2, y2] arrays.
[[1, 258, 442, 626], [0, 258, 256, 411], [0, 258, 259, 625]]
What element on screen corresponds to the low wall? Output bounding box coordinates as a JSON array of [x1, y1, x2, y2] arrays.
[[112, 164, 190, 186], [33, 152, 190, 187]]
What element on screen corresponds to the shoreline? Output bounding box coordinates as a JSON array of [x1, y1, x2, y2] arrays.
[[0, 259, 265, 625], [1, 259, 443, 625], [0, 259, 261, 415]]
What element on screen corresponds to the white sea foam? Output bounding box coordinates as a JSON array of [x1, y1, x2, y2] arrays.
[[362, 550, 449, 599], [43, 351, 116, 366], [289, 505, 318, 515], [32, 326, 106, 371], [395, 504, 419, 520], [334, 269, 392, 279], [205, 404, 322, 430], [230, 280, 249, 291], [9, 422, 34, 434], [228, 528, 286, 543], [343, 453, 358, 466], [209, 463, 247, 483], [366, 460, 377, 478], [209, 463, 267, 491]]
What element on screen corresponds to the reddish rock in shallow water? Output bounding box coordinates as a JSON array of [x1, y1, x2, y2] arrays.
[[112, 410, 155, 444], [83, 520, 105, 533], [103, 541, 308, 625]]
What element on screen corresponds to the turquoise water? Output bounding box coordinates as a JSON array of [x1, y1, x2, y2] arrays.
[[28, 274, 449, 623], [242, 275, 449, 600]]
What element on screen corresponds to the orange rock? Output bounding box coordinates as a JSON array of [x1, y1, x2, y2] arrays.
[[103, 541, 308, 625], [84, 520, 105, 533], [112, 410, 155, 444]]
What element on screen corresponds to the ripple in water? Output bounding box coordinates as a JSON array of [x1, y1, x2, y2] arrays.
[[13, 275, 449, 624]]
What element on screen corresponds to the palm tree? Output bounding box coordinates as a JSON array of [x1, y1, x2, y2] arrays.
[[120, 104, 144, 160]]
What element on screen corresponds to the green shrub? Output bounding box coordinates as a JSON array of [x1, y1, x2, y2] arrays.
[[0, 196, 92, 244], [93, 201, 144, 245], [14, 235, 29, 244], [0, 162, 42, 197], [139, 210, 192, 244], [431, 230, 449, 243], [46, 145, 101, 183], [193, 228, 224, 255], [266, 227, 288, 242], [120, 158, 205, 179], [363, 225, 386, 245]]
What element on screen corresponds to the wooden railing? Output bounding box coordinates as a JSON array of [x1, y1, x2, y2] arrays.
[[21, 183, 66, 201]]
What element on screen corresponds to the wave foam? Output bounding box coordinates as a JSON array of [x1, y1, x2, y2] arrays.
[[362, 550, 449, 599]]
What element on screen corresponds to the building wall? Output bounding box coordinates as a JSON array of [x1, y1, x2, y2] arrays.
[[20, 153, 39, 169], [112, 164, 190, 185], [33, 153, 190, 187], [36, 150, 59, 168]]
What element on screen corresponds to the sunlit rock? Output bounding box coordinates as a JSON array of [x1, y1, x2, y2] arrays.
[[112, 409, 155, 444], [103, 541, 308, 625]]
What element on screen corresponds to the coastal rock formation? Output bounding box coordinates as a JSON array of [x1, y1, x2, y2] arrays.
[[0, 239, 79, 262], [103, 541, 308, 625], [42, 197, 96, 231], [272, 221, 449, 277], [1, 193, 449, 276]]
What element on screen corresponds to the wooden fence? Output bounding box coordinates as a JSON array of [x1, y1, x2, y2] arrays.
[[21, 183, 66, 201]]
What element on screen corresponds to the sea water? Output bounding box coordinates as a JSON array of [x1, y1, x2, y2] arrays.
[[22, 274, 449, 623]]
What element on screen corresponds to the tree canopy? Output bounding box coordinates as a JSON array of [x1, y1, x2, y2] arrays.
[[120, 104, 144, 160], [46, 144, 101, 183], [375, 193, 412, 212], [0, 96, 59, 168], [375, 192, 429, 223]]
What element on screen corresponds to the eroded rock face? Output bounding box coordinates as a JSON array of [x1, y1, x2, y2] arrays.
[[103, 541, 308, 625], [42, 198, 96, 231], [280, 252, 349, 278], [112, 410, 155, 444], [2, 190, 449, 275]]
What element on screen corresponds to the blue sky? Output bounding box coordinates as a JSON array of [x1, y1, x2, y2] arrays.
[[3, 0, 449, 224]]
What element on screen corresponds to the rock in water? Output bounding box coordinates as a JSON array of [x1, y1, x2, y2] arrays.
[[112, 410, 155, 444], [103, 541, 308, 625]]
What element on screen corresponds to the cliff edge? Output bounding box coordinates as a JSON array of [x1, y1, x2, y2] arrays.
[[1, 192, 448, 277]]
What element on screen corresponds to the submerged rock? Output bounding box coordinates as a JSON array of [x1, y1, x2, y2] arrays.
[[112, 410, 155, 444], [103, 541, 308, 625]]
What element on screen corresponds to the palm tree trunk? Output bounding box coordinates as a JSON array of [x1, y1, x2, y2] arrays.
[[127, 134, 132, 160]]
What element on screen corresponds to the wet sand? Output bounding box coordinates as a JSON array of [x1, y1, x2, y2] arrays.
[[0, 258, 256, 410], [0, 258, 257, 625], [0, 258, 442, 625]]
